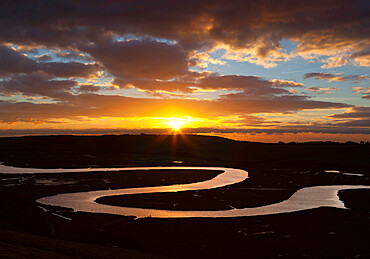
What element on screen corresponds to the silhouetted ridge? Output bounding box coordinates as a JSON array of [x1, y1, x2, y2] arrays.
[[0, 134, 369, 169]]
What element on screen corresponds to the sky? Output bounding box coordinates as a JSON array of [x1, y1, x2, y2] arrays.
[[0, 0, 369, 142]]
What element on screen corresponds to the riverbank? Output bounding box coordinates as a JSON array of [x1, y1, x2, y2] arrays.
[[96, 166, 370, 212], [0, 135, 369, 258], [1, 165, 369, 257], [9, 207, 366, 258]]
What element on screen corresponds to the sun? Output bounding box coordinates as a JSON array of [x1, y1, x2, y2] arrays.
[[164, 116, 196, 133], [169, 120, 183, 130]]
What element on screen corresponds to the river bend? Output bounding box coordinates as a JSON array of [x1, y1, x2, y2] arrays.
[[0, 164, 368, 218]]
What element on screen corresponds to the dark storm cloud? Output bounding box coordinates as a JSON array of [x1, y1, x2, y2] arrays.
[[0, 1, 368, 63], [40, 62, 100, 78], [0, 45, 38, 75], [86, 39, 189, 80], [0, 1, 368, 83]]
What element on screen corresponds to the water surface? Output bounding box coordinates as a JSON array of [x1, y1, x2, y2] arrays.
[[1, 164, 368, 218]]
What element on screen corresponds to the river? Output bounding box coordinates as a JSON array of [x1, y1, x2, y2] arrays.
[[0, 164, 368, 218]]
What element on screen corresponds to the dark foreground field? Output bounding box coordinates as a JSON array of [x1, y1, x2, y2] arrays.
[[0, 135, 369, 258]]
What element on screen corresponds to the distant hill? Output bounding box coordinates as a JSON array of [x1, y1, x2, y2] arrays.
[[0, 134, 369, 170]]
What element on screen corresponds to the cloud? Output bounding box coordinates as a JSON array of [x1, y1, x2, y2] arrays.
[[351, 86, 365, 93], [0, 45, 100, 78], [1, 125, 369, 137], [330, 107, 370, 118], [187, 126, 370, 135], [40, 62, 100, 78], [199, 75, 290, 96], [189, 51, 225, 69], [78, 84, 102, 93], [0, 92, 350, 124], [0, 45, 38, 75], [56, 50, 92, 61], [304, 72, 369, 82], [349, 49, 370, 67], [113, 78, 195, 93], [350, 86, 370, 99], [220, 115, 268, 126], [85, 39, 189, 80], [270, 79, 304, 87], [307, 86, 337, 94], [349, 86, 370, 100], [0, 1, 368, 68], [221, 42, 288, 68], [114, 74, 305, 95], [0, 1, 368, 140], [315, 106, 370, 133], [331, 119, 370, 127], [34, 53, 52, 62], [321, 56, 348, 69], [0, 73, 77, 98]]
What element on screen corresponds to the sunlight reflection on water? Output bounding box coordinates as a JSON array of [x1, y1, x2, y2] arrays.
[[1, 164, 369, 218]]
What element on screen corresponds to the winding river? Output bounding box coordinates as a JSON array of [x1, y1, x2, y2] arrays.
[[1, 164, 368, 218]]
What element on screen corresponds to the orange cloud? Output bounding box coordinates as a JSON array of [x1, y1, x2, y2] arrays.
[[307, 86, 337, 94], [304, 72, 369, 82], [351, 86, 365, 94], [0, 92, 350, 124]]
